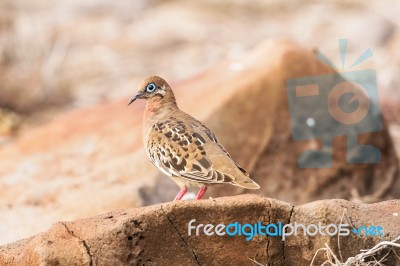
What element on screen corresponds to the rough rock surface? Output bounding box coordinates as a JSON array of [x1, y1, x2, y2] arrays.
[[1, 195, 400, 265]]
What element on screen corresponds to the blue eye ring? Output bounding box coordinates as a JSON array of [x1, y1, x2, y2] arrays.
[[146, 83, 157, 93]]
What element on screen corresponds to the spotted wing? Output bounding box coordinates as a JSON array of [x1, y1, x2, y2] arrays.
[[147, 117, 234, 183], [199, 124, 250, 177]]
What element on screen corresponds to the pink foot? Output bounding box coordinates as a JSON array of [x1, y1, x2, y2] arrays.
[[195, 186, 207, 200], [174, 187, 187, 201]]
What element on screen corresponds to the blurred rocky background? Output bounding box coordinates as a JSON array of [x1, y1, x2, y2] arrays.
[[1, 0, 400, 247]]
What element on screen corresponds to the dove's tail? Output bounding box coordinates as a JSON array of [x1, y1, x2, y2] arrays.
[[232, 178, 260, 189]]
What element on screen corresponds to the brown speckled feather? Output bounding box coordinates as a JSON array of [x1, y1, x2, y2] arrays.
[[145, 109, 258, 190], [147, 116, 234, 184]]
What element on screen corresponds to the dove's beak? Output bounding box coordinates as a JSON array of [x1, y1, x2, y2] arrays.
[[128, 92, 143, 106], [128, 97, 136, 106]]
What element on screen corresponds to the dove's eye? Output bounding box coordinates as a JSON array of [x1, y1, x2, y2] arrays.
[[146, 83, 157, 93]]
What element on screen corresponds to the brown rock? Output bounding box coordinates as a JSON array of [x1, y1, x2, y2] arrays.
[[141, 40, 400, 204], [1, 195, 400, 265]]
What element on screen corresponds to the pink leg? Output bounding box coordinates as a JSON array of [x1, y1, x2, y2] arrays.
[[174, 187, 187, 201], [195, 186, 207, 200]]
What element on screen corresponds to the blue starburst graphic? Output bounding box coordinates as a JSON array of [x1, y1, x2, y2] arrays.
[[286, 39, 382, 168]]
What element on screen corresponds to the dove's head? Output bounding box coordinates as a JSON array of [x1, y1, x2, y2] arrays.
[[128, 76, 176, 106]]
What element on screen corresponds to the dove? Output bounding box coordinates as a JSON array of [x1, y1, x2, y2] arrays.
[[129, 76, 259, 200]]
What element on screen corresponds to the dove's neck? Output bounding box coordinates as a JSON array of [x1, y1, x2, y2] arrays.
[[143, 91, 178, 132]]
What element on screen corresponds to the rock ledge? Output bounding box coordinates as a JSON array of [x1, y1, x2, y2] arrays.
[[1, 194, 400, 265]]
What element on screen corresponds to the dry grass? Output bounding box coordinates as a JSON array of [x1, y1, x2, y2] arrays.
[[311, 209, 400, 265], [310, 236, 400, 266], [248, 209, 400, 265], [0, 7, 71, 113]]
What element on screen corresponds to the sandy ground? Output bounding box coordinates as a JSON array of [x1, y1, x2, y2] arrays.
[[1, 0, 399, 118]]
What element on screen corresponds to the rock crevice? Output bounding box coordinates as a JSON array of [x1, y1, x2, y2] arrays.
[[61, 222, 93, 266], [160, 205, 201, 266]]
